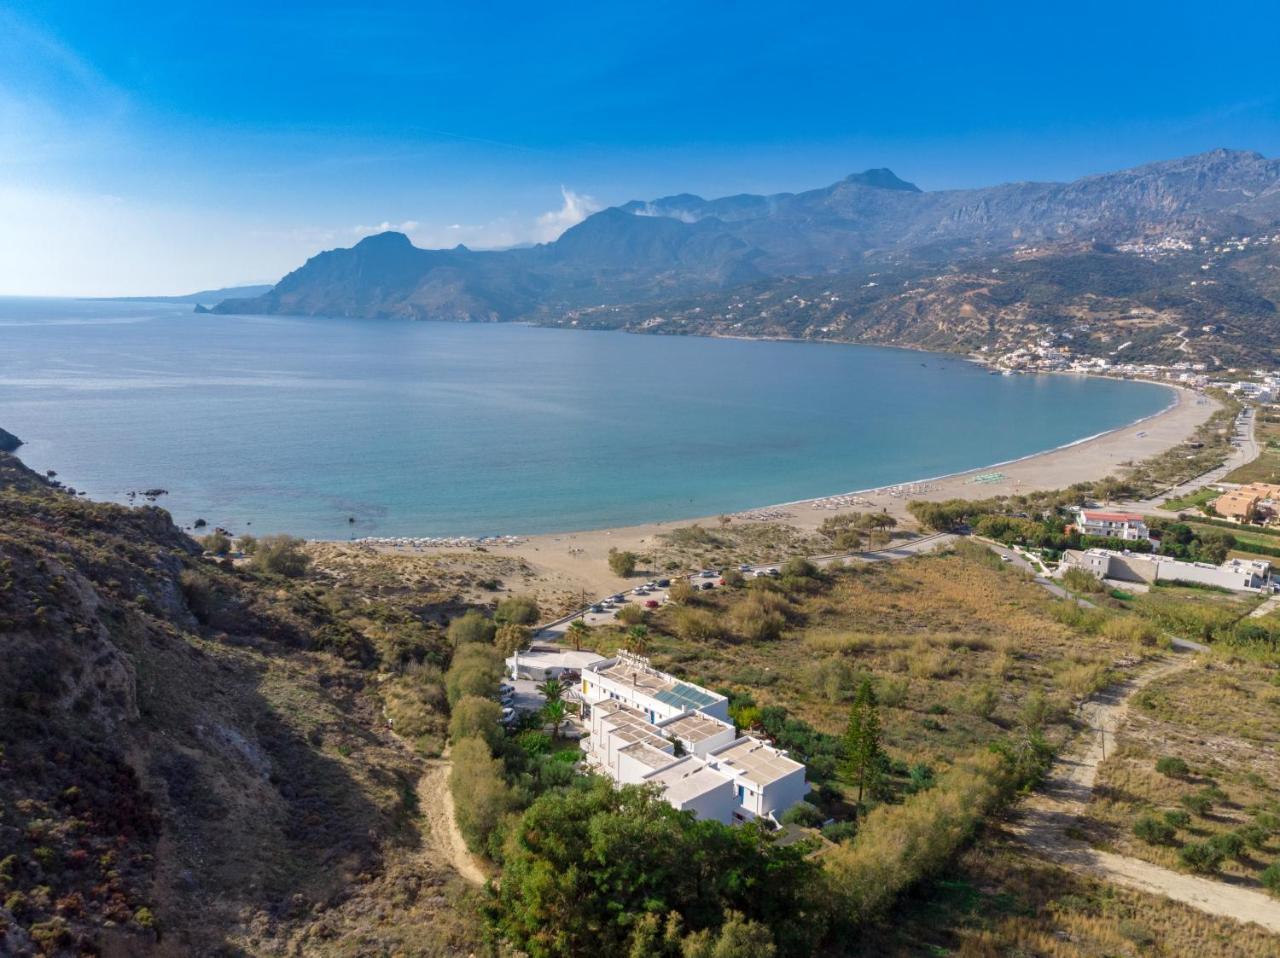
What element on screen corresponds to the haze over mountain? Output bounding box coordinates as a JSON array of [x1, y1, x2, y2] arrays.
[[212, 149, 1280, 366]]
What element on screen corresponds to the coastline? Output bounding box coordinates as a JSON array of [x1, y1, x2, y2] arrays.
[[352, 382, 1214, 596]]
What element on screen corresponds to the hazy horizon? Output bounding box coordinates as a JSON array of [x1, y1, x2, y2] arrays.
[[3, 0, 1279, 296]]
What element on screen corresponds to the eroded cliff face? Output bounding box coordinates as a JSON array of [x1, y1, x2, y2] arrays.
[[0, 455, 468, 956]]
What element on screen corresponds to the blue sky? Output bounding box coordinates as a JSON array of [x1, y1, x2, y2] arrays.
[[2, 0, 1278, 295]]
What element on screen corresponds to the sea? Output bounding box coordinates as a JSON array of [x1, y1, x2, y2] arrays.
[[0, 297, 1174, 539]]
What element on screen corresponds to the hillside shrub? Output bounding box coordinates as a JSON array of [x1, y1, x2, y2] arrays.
[[449, 695, 504, 751], [252, 534, 311, 577], [1155, 756, 1190, 779], [1178, 840, 1224, 873], [448, 609, 497, 647], [1133, 815, 1176, 845]]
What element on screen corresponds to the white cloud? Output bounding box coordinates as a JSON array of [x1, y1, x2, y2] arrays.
[[533, 187, 601, 243], [351, 220, 420, 237]]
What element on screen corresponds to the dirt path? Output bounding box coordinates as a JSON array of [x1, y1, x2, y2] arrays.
[[416, 754, 488, 885], [1008, 654, 1280, 933]]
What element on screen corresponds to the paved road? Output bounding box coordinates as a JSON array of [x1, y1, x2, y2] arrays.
[[1127, 406, 1259, 513], [976, 537, 1101, 609], [535, 532, 955, 640]]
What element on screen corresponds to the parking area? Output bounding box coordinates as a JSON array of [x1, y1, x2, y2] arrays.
[[544, 565, 782, 634]]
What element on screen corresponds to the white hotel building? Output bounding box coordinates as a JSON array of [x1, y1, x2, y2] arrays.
[[580, 653, 808, 825]]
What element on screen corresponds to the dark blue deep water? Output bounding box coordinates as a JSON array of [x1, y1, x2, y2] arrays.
[[0, 297, 1172, 537]]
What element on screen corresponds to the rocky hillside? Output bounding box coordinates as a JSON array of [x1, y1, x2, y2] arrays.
[[557, 241, 1280, 368], [0, 454, 477, 956], [210, 150, 1280, 365]]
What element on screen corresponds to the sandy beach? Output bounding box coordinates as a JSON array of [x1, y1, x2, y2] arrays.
[[358, 383, 1215, 597]]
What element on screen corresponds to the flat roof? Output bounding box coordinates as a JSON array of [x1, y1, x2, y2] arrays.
[[660, 710, 733, 743], [645, 757, 731, 804], [619, 741, 677, 770], [1079, 510, 1146, 522], [600, 707, 672, 751], [507, 647, 606, 669], [710, 738, 804, 787], [591, 657, 725, 709]]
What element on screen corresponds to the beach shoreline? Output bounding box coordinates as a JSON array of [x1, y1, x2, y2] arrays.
[[346, 382, 1215, 596]]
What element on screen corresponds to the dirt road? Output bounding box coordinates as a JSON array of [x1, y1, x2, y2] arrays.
[[1008, 655, 1280, 933], [416, 755, 487, 885]]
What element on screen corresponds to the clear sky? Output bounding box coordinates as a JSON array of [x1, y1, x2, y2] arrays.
[[2, 0, 1278, 295]]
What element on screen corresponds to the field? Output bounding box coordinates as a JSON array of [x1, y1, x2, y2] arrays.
[[870, 841, 1280, 957], [1083, 655, 1280, 888], [588, 542, 1161, 805]]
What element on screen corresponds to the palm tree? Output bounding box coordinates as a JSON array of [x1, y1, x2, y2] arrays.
[[537, 676, 565, 706], [542, 699, 568, 740], [626, 624, 650, 657], [566, 618, 591, 652]]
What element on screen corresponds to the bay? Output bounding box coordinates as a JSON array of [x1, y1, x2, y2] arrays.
[[0, 297, 1172, 538]]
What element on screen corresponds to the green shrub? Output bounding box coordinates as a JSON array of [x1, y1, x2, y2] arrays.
[[251, 534, 311, 576], [607, 548, 638, 577], [1133, 815, 1176, 845], [1155, 756, 1190, 779], [449, 695, 504, 751], [1162, 809, 1191, 830], [448, 609, 497, 647], [200, 531, 231, 555], [1178, 841, 1224, 873], [495, 595, 540, 626], [1207, 831, 1246, 862], [1262, 861, 1280, 895], [449, 735, 515, 856], [779, 801, 825, 827], [1179, 791, 1214, 817], [821, 820, 858, 843], [445, 644, 504, 706]]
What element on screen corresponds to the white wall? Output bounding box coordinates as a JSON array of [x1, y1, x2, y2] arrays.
[[675, 778, 736, 825], [760, 768, 810, 820]]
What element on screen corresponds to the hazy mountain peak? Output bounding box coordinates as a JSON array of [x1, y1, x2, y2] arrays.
[[354, 230, 414, 250], [842, 168, 921, 192]]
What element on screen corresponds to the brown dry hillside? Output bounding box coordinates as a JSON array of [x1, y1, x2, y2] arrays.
[[0, 454, 478, 956]]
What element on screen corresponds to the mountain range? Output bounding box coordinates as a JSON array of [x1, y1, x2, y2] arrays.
[[212, 149, 1280, 366]]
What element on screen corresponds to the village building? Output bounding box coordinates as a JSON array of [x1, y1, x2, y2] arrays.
[[580, 653, 807, 825], [1062, 548, 1272, 593], [1073, 509, 1152, 542]]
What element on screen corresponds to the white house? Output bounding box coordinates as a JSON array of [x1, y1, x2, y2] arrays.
[[580, 654, 807, 825], [1075, 509, 1151, 542], [581, 653, 731, 723], [1063, 548, 1272, 593], [705, 736, 810, 822]]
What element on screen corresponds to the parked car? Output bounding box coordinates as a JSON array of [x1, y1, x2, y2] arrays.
[[501, 707, 517, 725], [656, 578, 671, 587], [498, 683, 514, 695], [589, 604, 604, 613], [610, 593, 626, 603], [699, 581, 715, 591], [633, 587, 649, 595], [766, 567, 780, 577], [644, 599, 659, 609], [738, 564, 753, 572], [699, 569, 716, 578]]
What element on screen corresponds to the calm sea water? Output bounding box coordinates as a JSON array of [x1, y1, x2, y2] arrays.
[[0, 297, 1172, 538]]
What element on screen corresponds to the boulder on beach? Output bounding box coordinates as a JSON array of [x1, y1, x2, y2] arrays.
[[0, 427, 23, 452]]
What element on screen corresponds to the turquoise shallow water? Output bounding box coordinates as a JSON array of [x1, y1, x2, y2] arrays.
[[0, 297, 1172, 538]]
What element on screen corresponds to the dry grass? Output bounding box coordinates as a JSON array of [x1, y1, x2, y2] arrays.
[[644, 548, 1155, 769], [1086, 656, 1280, 885], [863, 841, 1280, 957]]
